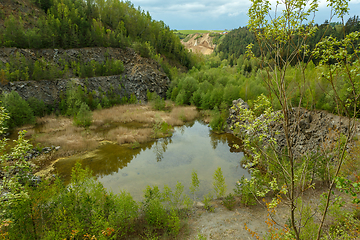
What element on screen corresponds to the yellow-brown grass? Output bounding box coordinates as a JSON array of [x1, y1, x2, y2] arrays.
[[35, 125, 99, 156], [92, 104, 160, 124], [30, 103, 199, 157], [106, 127, 152, 144], [36, 115, 73, 133], [167, 106, 199, 126]]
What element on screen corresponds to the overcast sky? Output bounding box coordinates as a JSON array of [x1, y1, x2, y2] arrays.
[[129, 0, 360, 30]]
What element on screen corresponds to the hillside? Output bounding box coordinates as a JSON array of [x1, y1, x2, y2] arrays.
[[0, 47, 170, 104], [0, 0, 44, 28], [0, 0, 195, 69]]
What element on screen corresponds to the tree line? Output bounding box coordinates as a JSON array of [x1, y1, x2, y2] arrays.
[[216, 16, 360, 64]]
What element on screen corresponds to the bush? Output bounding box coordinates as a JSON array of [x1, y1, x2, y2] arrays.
[[213, 167, 227, 198], [132, 41, 154, 58], [209, 104, 228, 132], [148, 91, 166, 111], [27, 97, 47, 117], [74, 102, 92, 127], [1, 91, 35, 128], [222, 193, 236, 210]]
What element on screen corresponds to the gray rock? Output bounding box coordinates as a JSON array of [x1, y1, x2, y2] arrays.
[[228, 100, 359, 159]]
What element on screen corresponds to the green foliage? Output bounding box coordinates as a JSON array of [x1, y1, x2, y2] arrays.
[[190, 169, 200, 201], [74, 102, 92, 127], [143, 186, 168, 229], [213, 167, 227, 199], [0, 52, 125, 82], [142, 183, 189, 234], [202, 192, 214, 212], [234, 176, 257, 206], [147, 91, 166, 111], [222, 193, 236, 210], [209, 103, 228, 132], [132, 41, 154, 58], [1, 91, 35, 128], [128, 93, 138, 104], [0, 107, 33, 239], [27, 97, 48, 117], [152, 119, 172, 138]]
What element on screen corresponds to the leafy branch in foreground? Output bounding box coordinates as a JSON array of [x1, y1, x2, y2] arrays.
[[239, 0, 359, 239]]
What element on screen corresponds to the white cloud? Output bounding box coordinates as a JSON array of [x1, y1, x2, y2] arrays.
[[129, 0, 360, 29]]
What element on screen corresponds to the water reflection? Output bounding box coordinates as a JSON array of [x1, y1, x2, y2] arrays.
[[54, 121, 250, 200]]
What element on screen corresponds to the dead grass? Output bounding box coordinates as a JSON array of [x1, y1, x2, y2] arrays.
[[35, 126, 99, 155], [106, 127, 152, 144], [29, 103, 199, 164], [93, 104, 159, 124], [166, 106, 199, 126]]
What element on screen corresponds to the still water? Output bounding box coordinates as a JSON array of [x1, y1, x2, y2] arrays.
[[54, 121, 250, 201]]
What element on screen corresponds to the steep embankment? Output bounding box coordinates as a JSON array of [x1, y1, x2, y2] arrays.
[[181, 33, 216, 55], [0, 47, 170, 104], [228, 98, 360, 158]]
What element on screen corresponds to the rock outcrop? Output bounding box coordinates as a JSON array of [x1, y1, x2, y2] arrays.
[[0, 47, 170, 104], [228, 98, 360, 158]]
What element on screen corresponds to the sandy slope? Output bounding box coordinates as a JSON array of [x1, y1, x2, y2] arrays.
[[181, 33, 216, 55]]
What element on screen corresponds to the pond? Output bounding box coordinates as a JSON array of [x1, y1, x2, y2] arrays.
[[54, 120, 250, 201]]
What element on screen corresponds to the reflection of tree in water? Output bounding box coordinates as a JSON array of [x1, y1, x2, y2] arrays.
[[91, 142, 157, 177], [209, 131, 243, 153], [177, 126, 185, 135], [153, 137, 172, 162], [176, 121, 196, 135], [56, 141, 157, 182]]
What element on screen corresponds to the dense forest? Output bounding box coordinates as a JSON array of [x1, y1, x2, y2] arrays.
[[215, 16, 360, 63], [0, 0, 195, 69]]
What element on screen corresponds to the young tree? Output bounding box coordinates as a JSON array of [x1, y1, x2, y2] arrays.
[[237, 0, 359, 239]]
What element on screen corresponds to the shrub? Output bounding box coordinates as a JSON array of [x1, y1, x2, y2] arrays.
[[74, 102, 92, 127], [1, 91, 35, 128], [143, 186, 168, 229], [190, 170, 200, 201], [27, 97, 47, 117], [213, 167, 227, 198], [132, 41, 154, 58], [234, 176, 257, 206], [128, 93, 138, 104], [222, 193, 236, 210], [202, 192, 214, 212], [152, 95, 166, 111], [209, 104, 228, 132], [108, 191, 139, 237]]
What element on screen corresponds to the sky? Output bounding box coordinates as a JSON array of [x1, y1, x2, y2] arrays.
[[129, 0, 360, 30]]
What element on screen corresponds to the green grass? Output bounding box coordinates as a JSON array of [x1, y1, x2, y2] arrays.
[[176, 30, 225, 34]]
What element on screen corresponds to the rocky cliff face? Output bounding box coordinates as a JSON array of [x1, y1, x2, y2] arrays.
[[228, 98, 360, 158], [0, 47, 170, 104]]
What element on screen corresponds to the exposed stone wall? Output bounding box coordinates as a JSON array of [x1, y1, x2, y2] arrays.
[[0, 47, 170, 104], [228, 98, 360, 158]]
